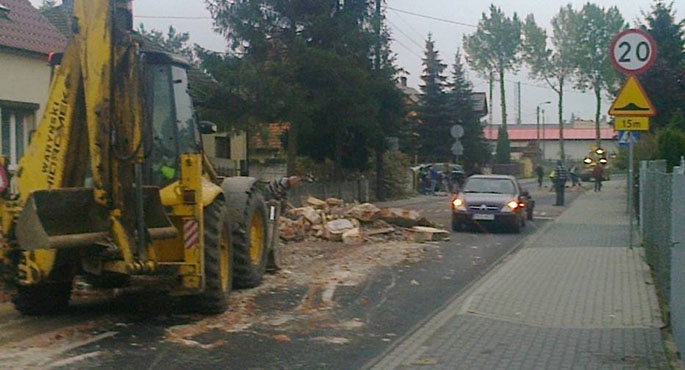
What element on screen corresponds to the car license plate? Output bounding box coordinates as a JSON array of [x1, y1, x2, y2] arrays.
[[472, 213, 495, 221]]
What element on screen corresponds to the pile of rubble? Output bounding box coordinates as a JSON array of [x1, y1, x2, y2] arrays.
[[279, 196, 449, 245]]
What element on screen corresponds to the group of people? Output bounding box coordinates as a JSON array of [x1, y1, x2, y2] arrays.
[[535, 161, 606, 207], [418, 162, 477, 195]]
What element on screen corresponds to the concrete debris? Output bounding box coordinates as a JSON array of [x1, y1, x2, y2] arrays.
[[324, 219, 356, 241], [345, 203, 381, 222], [290, 206, 323, 225], [405, 226, 450, 243], [378, 208, 434, 228], [326, 198, 344, 207], [280, 199, 445, 245], [279, 216, 307, 241], [305, 196, 328, 209], [342, 228, 363, 245]]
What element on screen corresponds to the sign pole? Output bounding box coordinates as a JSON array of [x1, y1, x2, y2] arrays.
[[628, 139, 634, 249], [608, 28, 657, 250]]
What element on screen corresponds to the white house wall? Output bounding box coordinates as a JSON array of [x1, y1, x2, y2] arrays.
[[541, 140, 618, 162], [0, 52, 53, 120]]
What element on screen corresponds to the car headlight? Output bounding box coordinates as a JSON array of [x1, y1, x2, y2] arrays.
[[501, 200, 519, 212], [452, 197, 466, 210]]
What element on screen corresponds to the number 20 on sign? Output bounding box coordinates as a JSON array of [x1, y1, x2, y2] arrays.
[[614, 116, 649, 131]]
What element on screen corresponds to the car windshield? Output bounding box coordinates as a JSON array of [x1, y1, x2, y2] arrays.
[[463, 178, 516, 194]]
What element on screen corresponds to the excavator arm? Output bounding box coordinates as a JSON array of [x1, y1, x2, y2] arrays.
[[10, 0, 175, 283]]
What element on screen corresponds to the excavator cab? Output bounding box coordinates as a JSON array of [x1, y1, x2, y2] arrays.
[[144, 52, 203, 188]]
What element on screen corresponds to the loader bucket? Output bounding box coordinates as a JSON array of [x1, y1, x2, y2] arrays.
[[16, 188, 110, 251], [15, 187, 177, 251]]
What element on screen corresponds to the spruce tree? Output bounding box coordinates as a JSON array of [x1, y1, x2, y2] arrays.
[[640, 1, 685, 130], [417, 34, 452, 162], [446, 49, 491, 169]]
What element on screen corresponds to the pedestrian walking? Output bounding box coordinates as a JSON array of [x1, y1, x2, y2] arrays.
[[553, 160, 567, 206], [417, 166, 428, 194], [593, 164, 604, 192], [429, 163, 439, 196], [535, 164, 544, 188], [570, 165, 580, 188]]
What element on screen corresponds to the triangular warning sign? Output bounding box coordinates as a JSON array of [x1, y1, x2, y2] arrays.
[[608, 76, 656, 116]]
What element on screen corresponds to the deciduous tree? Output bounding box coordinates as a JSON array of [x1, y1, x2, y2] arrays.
[[522, 6, 578, 161], [572, 3, 625, 148], [463, 5, 522, 164]]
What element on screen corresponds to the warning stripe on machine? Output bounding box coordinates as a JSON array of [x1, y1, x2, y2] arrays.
[[184, 219, 199, 249]]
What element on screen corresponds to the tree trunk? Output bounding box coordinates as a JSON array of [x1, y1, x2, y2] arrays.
[[594, 82, 602, 149], [499, 68, 507, 128], [488, 71, 494, 126], [558, 78, 565, 161], [375, 142, 385, 201], [334, 128, 343, 182], [286, 121, 298, 175]]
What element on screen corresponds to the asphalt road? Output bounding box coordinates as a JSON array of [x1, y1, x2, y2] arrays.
[[0, 181, 583, 370]]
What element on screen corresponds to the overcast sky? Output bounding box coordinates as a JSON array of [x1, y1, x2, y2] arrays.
[[30, 0, 681, 125]]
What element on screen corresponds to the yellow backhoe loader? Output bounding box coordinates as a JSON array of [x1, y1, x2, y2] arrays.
[[0, 0, 276, 315]]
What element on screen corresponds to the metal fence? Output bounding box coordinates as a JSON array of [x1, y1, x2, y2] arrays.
[[670, 166, 685, 363], [639, 159, 685, 363], [639, 160, 672, 307]]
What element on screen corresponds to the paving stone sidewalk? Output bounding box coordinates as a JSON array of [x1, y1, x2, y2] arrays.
[[368, 179, 671, 370]]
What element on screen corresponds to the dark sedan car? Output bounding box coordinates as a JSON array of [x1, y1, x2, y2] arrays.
[[450, 174, 533, 233]]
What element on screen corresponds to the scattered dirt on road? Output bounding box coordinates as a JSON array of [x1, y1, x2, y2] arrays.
[[165, 239, 438, 346], [0, 238, 440, 368]]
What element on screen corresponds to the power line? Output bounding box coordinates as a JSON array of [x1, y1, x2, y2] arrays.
[[387, 20, 424, 50], [384, 6, 477, 28], [136, 15, 211, 20], [391, 38, 424, 60], [387, 8, 426, 41]]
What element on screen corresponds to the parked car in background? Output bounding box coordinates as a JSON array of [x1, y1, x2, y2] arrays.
[[450, 174, 533, 233], [412, 163, 465, 194]]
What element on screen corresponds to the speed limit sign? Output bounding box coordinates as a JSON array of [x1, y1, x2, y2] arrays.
[[610, 29, 657, 75]]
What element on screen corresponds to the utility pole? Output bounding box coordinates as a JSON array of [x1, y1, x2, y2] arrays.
[[516, 81, 521, 124], [374, 0, 385, 201], [536, 101, 550, 162]]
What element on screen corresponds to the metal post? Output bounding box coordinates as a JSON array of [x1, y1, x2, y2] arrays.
[[536, 106, 540, 162], [628, 139, 633, 249], [536, 101, 550, 162], [542, 109, 546, 160]]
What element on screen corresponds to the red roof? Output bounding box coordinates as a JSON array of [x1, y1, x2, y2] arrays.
[[251, 123, 289, 150], [483, 126, 616, 141], [0, 0, 67, 55]]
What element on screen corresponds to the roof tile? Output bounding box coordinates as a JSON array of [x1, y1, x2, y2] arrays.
[[0, 0, 67, 55]]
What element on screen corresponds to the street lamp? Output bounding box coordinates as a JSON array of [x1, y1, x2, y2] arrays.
[[536, 101, 551, 162]]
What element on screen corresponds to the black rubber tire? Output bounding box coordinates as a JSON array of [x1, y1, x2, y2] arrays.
[[232, 189, 268, 289], [12, 282, 72, 315], [451, 215, 462, 232], [195, 198, 232, 314], [510, 218, 521, 234]]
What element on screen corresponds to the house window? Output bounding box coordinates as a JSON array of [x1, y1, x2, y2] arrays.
[[215, 135, 231, 158], [0, 103, 36, 166]]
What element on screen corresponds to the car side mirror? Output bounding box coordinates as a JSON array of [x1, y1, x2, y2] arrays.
[[521, 190, 530, 197]]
